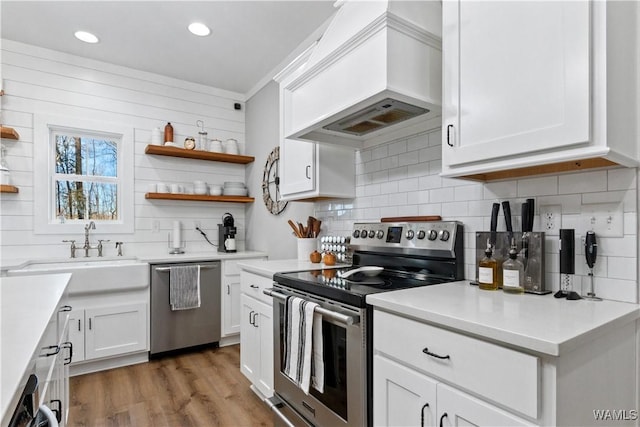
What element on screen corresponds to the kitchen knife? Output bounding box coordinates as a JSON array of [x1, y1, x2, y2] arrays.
[[526, 198, 535, 232], [490, 203, 500, 247], [502, 201, 513, 240], [521, 203, 529, 233]]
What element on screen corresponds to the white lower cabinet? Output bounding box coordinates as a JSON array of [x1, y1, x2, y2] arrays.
[[240, 293, 273, 398], [374, 355, 531, 427], [66, 303, 147, 363], [239, 270, 275, 399], [221, 260, 242, 337]]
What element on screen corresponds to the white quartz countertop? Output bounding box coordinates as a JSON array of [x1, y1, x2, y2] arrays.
[[367, 281, 640, 356], [237, 259, 349, 277], [1, 273, 71, 423], [1, 250, 268, 270]]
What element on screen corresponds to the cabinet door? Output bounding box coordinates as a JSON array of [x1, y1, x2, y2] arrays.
[[67, 309, 85, 363], [85, 303, 147, 360], [436, 383, 533, 427], [240, 294, 259, 382], [222, 279, 241, 336], [442, 1, 590, 167], [280, 138, 315, 196], [255, 298, 274, 398], [373, 355, 437, 427]]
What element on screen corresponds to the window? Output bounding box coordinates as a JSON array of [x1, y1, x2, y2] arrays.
[[54, 130, 119, 221], [34, 115, 133, 234]]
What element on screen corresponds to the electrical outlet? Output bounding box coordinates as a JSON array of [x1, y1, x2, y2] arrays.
[[540, 205, 562, 234], [152, 220, 160, 233], [194, 221, 201, 230]]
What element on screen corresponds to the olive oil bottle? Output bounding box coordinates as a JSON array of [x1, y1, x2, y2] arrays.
[[478, 241, 498, 290], [502, 240, 525, 294]]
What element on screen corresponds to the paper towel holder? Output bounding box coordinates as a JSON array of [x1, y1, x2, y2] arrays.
[[168, 232, 186, 254]]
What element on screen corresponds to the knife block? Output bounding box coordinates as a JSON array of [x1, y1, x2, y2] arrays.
[[475, 231, 549, 294]]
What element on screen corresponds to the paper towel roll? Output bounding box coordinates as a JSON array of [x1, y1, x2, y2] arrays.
[[172, 221, 181, 248]]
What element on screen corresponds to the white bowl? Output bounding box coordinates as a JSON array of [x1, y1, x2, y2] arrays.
[[223, 187, 248, 196], [210, 187, 223, 196], [223, 181, 245, 188], [194, 187, 208, 195]]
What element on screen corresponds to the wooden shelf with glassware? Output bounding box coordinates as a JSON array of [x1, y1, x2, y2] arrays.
[[145, 192, 254, 203], [145, 144, 255, 164]]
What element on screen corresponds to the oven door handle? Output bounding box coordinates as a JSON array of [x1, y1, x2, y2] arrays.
[[264, 288, 359, 326], [265, 396, 297, 427]]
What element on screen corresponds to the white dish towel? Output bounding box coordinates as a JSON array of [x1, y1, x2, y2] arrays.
[[169, 265, 201, 310], [284, 296, 324, 394]]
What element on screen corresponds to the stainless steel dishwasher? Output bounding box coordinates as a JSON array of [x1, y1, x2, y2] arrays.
[[150, 261, 221, 356]]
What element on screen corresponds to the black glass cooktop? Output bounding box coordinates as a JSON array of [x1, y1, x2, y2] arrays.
[[273, 267, 449, 308]]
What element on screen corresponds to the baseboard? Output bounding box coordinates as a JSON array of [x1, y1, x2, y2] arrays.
[[69, 352, 148, 376], [219, 334, 240, 347]]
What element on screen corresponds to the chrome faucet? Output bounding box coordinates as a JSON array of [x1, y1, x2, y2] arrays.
[[115, 241, 124, 256], [83, 221, 96, 257]]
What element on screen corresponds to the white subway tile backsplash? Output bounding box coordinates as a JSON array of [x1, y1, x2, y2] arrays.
[[517, 176, 558, 196], [316, 129, 638, 303], [559, 170, 607, 194]]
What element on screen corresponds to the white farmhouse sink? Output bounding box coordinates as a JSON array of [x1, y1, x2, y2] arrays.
[[6, 257, 149, 295]]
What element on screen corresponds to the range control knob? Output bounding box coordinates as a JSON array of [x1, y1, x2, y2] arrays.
[[376, 230, 385, 239], [417, 230, 426, 240], [406, 230, 415, 240], [428, 230, 438, 241], [439, 230, 451, 241], [352, 230, 360, 238], [368, 230, 376, 239], [361, 229, 369, 238]]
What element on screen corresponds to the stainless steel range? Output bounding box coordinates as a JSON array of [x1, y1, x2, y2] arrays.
[[264, 221, 464, 427]]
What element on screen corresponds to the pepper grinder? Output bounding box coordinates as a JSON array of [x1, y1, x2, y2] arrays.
[[583, 231, 602, 301]]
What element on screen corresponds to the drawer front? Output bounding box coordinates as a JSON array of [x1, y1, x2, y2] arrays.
[[374, 310, 538, 419], [223, 260, 240, 276], [240, 271, 273, 305]]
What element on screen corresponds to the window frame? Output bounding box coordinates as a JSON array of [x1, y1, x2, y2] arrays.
[[34, 114, 134, 235]]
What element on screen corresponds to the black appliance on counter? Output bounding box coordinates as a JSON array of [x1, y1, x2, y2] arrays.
[[265, 221, 464, 427], [218, 212, 237, 253]]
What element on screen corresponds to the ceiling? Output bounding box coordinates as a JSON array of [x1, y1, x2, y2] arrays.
[[1, 1, 337, 97]]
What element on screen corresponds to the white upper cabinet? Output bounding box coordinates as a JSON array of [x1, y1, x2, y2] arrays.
[[275, 42, 355, 201], [442, 1, 638, 181]]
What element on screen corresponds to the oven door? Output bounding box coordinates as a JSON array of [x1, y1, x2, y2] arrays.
[[267, 285, 367, 427]]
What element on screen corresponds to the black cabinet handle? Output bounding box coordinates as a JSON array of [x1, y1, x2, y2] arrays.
[[249, 310, 255, 326], [42, 345, 60, 357], [446, 124, 454, 147], [439, 412, 448, 427], [253, 312, 259, 328], [422, 347, 450, 360], [62, 341, 73, 365], [305, 165, 311, 179], [59, 305, 72, 312], [420, 403, 430, 427], [250, 284, 259, 289], [89, 317, 92, 330], [50, 399, 62, 423]]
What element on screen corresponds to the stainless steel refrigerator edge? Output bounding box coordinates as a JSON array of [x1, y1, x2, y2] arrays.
[[150, 262, 221, 355]]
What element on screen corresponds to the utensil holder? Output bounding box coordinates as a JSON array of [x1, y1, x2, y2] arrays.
[[297, 238, 317, 261], [475, 231, 549, 294]]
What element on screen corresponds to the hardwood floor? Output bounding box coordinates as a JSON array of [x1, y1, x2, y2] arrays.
[[68, 345, 274, 427]]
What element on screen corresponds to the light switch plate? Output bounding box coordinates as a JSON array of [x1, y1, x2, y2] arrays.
[[580, 203, 623, 237]]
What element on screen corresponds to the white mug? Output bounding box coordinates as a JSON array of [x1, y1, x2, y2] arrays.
[[225, 238, 236, 251], [170, 183, 183, 193], [157, 182, 169, 193], [224, 138, 239, 154], [209, 139, 223, 152]]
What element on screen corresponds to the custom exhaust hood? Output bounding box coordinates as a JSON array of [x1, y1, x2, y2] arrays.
[[282, 0, 442, 149]]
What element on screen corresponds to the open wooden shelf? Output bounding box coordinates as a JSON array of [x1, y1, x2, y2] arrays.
[[0, 126, 20, 140], [0, 185, 19, 193], [145, 144, 254, 164], [145, 192, 254, 203]]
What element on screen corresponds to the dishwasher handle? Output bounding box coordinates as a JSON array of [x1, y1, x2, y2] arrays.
[[154, 265, 219, 272]]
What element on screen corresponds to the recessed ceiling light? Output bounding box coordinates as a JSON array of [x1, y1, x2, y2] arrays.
[[188, 22, 211, 37], [74, 31, 99, 44]]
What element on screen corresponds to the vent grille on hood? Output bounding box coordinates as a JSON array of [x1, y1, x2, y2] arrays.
[[323, 98, 429, 136]]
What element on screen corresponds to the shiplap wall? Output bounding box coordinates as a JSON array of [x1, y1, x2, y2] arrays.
[[0, 40, 248, 259], [314, 129, 639, 303]]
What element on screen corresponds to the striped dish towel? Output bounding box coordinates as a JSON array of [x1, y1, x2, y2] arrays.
[[284, 296, 324, 394], [169, 265, 201, 310]]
